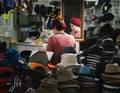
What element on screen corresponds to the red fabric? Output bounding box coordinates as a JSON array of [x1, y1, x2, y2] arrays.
[[46, 33, 76, 65]]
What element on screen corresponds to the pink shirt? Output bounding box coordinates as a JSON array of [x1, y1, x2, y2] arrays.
[[46, 33, 76, 65], [70, 31, 81, 37]]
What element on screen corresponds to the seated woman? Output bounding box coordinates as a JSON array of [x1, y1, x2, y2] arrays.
[[46, 18, 76, 67]]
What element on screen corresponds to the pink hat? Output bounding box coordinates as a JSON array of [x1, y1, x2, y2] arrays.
[[70, 17, 81, 27]]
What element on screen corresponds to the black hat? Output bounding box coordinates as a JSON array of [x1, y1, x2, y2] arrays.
[[100, 38, 117, 51], [102, 3, 112, 14], [95, 0, 103, 8], [88, 45, 102, 55], [84, 1, 95, 9], [100, 23, 113, 36], [99, 13, 114, 22]]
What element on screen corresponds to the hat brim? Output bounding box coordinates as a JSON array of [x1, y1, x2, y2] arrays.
[[102, 73, 120, 79]]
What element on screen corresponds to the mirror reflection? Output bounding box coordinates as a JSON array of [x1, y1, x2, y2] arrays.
[[61, 0, 84, 41]]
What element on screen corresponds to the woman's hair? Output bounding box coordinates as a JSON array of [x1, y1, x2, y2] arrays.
[[51, 18, 66, 31]]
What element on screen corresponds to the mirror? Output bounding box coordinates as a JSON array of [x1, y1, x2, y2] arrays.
[[61, 0, 84, 41]]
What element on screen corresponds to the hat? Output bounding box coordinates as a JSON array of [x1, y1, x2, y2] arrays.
[[88, 45, 102, 55], [95, 0, 103, 8], [3, 48, 20, 63], [102, 64, 120, 79], [70, 17, 81, 27], [99, 13, 114, 22], [99, 23, 113, 36], [102, 3, 112, 14], [100, 38, 117, 51], [36, 77, 61, 93], [56, 66, 77, 82], [63, 46, 76, 54], [111, 55, 120, 66], [104, 64, 120, 73], [57, 53, 80, 67], [84, 1, 95, 9]]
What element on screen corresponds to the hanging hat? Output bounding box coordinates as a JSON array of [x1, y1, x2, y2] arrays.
[[70, 17, 81, 27], [102, 2, 112, 14], [99, 13, 114, 22], [57, 53, 80, 67], [95, 0, 104, 8], [84, 1, 95, 9]]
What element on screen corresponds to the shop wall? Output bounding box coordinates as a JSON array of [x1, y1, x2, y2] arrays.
[[84, 0, 120, 30]]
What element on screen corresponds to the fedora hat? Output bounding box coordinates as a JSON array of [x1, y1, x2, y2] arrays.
[[56, 66, 77, 82], [36, 77, 61, 93], [100, 38, 117, 51], [102, 64, 120, 79], [57, 53, 80, 67]]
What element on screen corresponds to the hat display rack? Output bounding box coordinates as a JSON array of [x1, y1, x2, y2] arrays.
[[84, 0, 120, 34], [0, 0, 30, 16]]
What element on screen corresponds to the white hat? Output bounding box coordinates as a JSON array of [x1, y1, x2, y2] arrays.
[[57, 53, 80, 67]]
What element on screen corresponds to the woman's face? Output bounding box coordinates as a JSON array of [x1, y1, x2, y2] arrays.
[[70, 23, 78, 31], [70, 23, 80, 32]]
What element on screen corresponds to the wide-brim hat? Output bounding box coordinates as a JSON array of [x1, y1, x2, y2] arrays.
[[57, 53, 80, 67], [99, 13, 114, 22]]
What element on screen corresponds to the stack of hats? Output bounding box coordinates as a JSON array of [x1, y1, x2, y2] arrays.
[[100, 38, 118, 62], [85, 45, 103, 69], [101, 63, 120, 90], [56, 66, 80, 93], [78, 65, 100, 93]]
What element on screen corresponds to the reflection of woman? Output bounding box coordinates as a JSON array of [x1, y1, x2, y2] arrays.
[[70, 17, 81, 37], [46, 18, 76, 66]]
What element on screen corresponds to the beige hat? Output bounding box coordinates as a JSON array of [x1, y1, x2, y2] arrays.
[[104, 64, 120, 73], [102, 63, 120, 79], [56, 66, 77, 82], [57, 53, 80, 67], [36, 77, 61, 93]]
